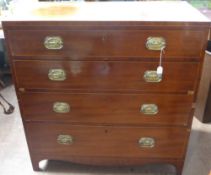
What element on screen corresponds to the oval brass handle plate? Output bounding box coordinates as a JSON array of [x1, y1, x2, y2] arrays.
[[141, 104, 158, 115], [138, 137, 155, 148], [144, 70, 162, 83], [48, 69, 66, 81], [146, 37, 166, 50], [44, 36, 63, 50], [53, 102, 70, 113], [57, 135, 73, 145]]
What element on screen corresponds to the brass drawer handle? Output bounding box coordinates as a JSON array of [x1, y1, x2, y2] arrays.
[[53, 102, 70, 113], [141, 104, 158, 115], [44, 36, 63, 50], [48, 69, 66, 81], [57, 135, 73, 145], [138, 137, 155, 148], [144, 70, 162, 82], [146, 37, 166, 50]]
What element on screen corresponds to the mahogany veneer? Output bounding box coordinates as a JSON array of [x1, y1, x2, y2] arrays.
[[7, 29, 206, 58], [20, 92, 193, 126], [2, 2, 210, 175], [25, 123, 188, 159], [13, 60, 199, 93]]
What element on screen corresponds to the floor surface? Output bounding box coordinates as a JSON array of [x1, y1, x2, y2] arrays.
[[0, 86, 211, 175]]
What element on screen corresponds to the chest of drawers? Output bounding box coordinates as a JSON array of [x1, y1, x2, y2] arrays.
[[2, 2, 210, 175]]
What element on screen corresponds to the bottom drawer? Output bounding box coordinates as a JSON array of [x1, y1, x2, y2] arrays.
[[25, 123, 188, 159]]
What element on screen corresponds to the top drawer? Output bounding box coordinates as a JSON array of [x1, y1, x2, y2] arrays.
[[6, 29, 206, 59]]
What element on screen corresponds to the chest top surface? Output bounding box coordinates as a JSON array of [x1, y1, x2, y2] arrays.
[[2, 1, 210, 23]]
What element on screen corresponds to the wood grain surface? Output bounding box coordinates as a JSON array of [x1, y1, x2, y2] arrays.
[[14, 60, 199, 93], [2, 5, 210, 173], [25, 122, 188, 159], [6, 29, 207, 59], [20, 92, 193, 126]]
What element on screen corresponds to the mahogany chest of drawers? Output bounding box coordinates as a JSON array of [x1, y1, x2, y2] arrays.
[[2, 2, 210, 175]]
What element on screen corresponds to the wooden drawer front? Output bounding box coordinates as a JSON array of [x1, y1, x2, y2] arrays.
[[26, 123, 188, 159], [8, 29, 205, 58], [14, 60, 198, 93], [20, 92, 192, 126]]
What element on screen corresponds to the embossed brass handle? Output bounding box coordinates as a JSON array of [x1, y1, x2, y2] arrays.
[[138, 137, 155, 148], [146, 37, 166, 50], [57, 135, 73, 145], [48, 69, 66, 81], [144, 70, 162, 82], [141, 104, 158, 115], [53, 102, 70, 113], [44, 36, 63, 50]]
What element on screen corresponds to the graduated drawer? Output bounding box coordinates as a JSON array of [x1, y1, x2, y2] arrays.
[[25, 123, 188, 159], [7, 29, 206, 58], [14, 60, 198, 93], [20, 92, 193, 126]]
